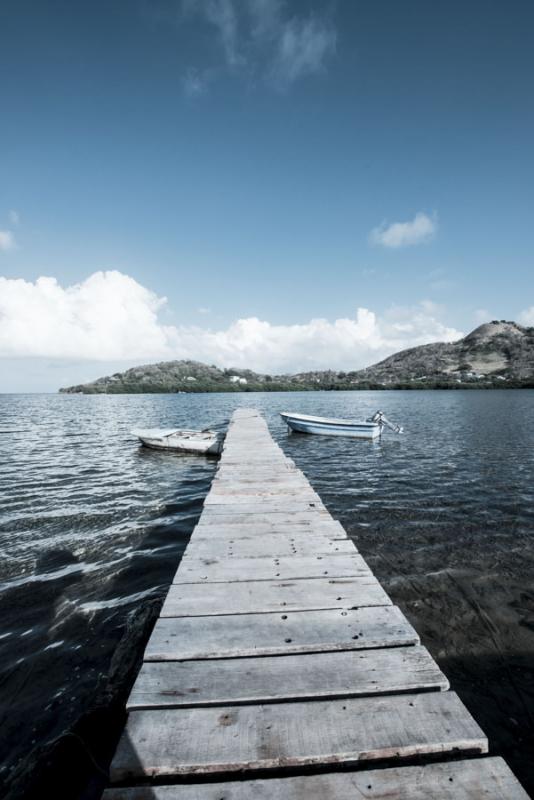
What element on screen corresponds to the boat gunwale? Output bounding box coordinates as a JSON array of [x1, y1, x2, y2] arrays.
[[280, 412, 378, 429], [132, 429, 221, 441]]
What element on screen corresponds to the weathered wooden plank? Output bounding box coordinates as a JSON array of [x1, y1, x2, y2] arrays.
[[214, 474, 301, 483], [220, 459, 293, 465], [198, 511, 331, 526], [201, 501, 327, 514], [184, 534, 356, 559], [222, 446, 285, 453], [220, 445, 290, 451], [209, 484, 316, 492], [207, 482, 319, 495], [161, 576, 391, 617], [224, 428, 274, 434], [221, 442, 285, 449], [188, 528, 352, 544], [192, 519, 347, 538], [223, 438, 271, 445], [210, 484, 313, 495], [109, 692, 487, 782], [145, 605, 418, 660], [128, 645, 448, 710], [220, 457, 292, 463], [220, 474, 302, 482], [221, 440, 286, 445], [102, 757, 532, 800], [175, 553, 371, 583], [204, 491, 322, 506], [216, 464, 299, 474], [213, 473, 307, 483]]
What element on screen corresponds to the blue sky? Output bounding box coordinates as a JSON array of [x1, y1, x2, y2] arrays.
[[1, 0, 533, 390]]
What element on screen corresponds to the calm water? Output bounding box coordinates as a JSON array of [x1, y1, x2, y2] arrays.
[[1, 390, 534, 795]]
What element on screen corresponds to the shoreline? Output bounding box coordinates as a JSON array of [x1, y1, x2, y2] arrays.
[[58, 383, 534, 394]]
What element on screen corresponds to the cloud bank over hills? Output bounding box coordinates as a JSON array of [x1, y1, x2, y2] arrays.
[[0, 270, 463, 374]]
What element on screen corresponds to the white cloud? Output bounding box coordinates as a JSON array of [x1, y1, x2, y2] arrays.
[[0, 270, 463, 372], [518, 307, 534, 326], [370, 212, 437, 249], [0, 230, 16, 251], [8, 210, 20, 225], [181, 0, 336, 91], [0, 271, 169, 359]]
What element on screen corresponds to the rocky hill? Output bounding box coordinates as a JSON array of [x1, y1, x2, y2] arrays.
[[354, 321, 534, 385], [59, 360, 296, 394], [59, 321, 534, 393]]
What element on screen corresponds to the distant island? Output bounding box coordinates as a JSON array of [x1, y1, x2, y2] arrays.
[[60, 321, 534, 393]]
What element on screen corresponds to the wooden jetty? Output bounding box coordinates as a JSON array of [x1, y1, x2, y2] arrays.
[[104, 408, 529, 799]]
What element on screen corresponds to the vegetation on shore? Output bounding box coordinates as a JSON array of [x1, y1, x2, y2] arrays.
[[60, 321, 534, 393]]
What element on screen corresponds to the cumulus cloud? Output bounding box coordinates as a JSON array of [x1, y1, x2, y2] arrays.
[[180, 0, 336, 92], [370, 212, 437, 249], [8, 210, 20, 225], [0, 272, 170, 360], [0, 270, 463, 371], [0, 231, 16, 251], [518, 307, 534, 326]]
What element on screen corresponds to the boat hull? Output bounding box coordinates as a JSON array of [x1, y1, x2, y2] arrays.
[[132, 429, 223, 455], [280, 413, 381, 440]]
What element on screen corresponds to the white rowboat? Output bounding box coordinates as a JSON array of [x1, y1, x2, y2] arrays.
[[132, 429, 224, 455], [279, 411, 402, 440]]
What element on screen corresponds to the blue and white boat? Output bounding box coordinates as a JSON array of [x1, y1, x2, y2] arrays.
[[279, 411, 402, 439]]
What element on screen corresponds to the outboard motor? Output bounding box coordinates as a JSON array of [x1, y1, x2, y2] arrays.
[[368, 410, 403, 434]]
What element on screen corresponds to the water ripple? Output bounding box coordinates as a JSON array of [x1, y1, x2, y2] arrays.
[[1, 389, 534, 796]]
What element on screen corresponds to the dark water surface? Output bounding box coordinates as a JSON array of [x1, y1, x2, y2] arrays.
[[1, 391, 534, 797]]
